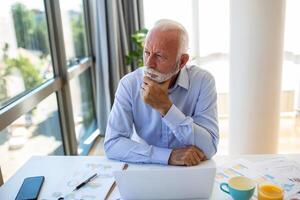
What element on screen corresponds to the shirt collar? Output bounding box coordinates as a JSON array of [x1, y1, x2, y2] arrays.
[[173, 66, 189, 90]]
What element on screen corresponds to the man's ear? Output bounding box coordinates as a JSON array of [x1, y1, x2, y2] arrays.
[[179, 54, 189, 69]]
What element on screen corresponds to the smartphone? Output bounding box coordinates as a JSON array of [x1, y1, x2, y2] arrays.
[[15, 176, 45, 200]]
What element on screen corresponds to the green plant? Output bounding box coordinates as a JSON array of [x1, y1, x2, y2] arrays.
[[126, 28, 148, 68]]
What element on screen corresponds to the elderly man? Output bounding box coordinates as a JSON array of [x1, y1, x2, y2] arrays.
[[104, 19, 219, 166]]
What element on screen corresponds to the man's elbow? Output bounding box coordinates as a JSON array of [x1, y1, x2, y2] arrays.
[[205, 129, 219, 159], [104, 149, 116, 160], [204, 145, 217, 160], [104, 139, 117, 160]]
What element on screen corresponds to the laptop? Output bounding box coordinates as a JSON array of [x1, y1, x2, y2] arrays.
[[113, 160, 216, 200]]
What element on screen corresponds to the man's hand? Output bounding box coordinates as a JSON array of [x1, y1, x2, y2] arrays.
[[141, 76, 172, 116], [168, 146, 206, 166]]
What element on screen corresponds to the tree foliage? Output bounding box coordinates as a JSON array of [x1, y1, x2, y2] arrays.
[[2, 43, 42, 91], [70, 11, 87, 59], [11, 3, 49, 56]]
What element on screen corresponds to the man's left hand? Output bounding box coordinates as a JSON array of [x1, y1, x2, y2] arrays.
[[141, 76, 172, 116]]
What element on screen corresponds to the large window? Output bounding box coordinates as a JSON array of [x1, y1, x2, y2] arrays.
[[0, 0, 97, 181]]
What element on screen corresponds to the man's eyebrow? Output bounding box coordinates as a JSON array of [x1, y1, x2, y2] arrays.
[[143, 49, 168, 58], [155, 52, 168, 59], [153, 50, 165, 55]]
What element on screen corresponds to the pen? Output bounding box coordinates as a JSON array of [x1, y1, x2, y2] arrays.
[[73, 173, 98, 191]]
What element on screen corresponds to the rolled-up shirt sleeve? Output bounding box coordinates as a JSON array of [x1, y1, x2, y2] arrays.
[[162, 73, 219, 158], [104, 77, 172, 164]]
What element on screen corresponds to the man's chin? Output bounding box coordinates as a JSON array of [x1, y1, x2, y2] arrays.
[[149, 76, 169, 83], [144, 74, 164, 83]]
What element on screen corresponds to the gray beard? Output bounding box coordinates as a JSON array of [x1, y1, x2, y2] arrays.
[[143, 61, 180, 83]]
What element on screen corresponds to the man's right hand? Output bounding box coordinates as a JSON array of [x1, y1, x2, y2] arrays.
[[168, 146, 206, 166]]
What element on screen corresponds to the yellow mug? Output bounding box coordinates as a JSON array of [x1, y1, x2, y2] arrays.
[[258, 183, 284, 200]]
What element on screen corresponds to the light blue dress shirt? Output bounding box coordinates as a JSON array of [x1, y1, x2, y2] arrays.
[[104, 65, 219, 165]]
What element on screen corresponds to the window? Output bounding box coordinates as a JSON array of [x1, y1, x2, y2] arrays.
[[0, 1, 53, 108], [0, 0, 97, 181], [0, 94, 63, 181], [60, 0, 96, 154]]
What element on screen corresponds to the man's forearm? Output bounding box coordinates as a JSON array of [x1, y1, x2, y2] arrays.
[[104, 135, 172, 164]]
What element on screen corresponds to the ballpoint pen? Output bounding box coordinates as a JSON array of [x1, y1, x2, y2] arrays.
[[57, 173, 98, 199], [73, 173, 98, 191]]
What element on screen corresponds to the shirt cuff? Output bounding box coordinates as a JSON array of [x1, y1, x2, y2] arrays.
[[150, 146, 172, 165], [163, 104, 186, 131]]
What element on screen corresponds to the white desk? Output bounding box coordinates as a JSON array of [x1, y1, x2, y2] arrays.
[[0, 154, 299, 200]]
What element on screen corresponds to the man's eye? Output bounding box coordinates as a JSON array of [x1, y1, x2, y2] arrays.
[[144, 51, 150, 56]]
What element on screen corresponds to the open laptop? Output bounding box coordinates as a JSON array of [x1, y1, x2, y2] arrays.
[[113, 160, 216, 200]]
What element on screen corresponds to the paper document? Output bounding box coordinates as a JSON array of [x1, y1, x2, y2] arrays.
[[40, 158, 124, 200]]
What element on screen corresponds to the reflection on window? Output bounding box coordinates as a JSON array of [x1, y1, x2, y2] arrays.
[[70, 69, 96, 154], [0, 94, 64, 181], [59, 0, 88, 67], [0, 1, 53, 108]]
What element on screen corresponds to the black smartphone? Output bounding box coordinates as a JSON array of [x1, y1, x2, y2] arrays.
[[15, 176, 45, 200]]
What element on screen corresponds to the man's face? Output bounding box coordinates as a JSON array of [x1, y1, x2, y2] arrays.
[[143, 29, 181, 76]]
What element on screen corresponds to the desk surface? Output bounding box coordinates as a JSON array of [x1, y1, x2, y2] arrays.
[[1, 154, 300, 200]]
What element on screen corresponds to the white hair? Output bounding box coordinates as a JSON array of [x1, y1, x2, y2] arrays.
[[147, 19, 189, 56]]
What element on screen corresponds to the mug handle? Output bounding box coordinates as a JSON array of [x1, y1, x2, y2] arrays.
[[220, 183, 230, 194]]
